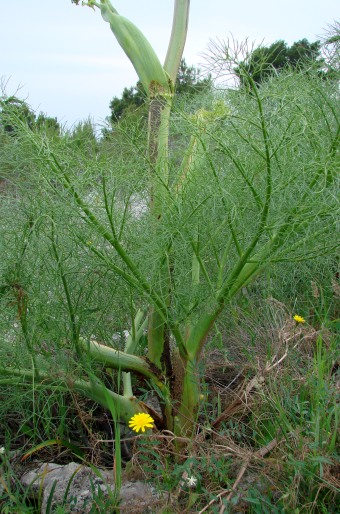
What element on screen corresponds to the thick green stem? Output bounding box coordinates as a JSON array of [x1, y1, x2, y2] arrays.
[[75, 377, 142, 422], [164, 0, 191, 83], [146, 3, 190, 375], [79, 339, 162, 382], [175, 358, 200, 437], [0, 366, 143, 424], [123, 311, 148, 397], [147, 100, 173, 374], [148, 98, 173, 209]]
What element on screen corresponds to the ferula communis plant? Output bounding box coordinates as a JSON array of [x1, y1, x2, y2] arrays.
[[1, 1, 338, 442]]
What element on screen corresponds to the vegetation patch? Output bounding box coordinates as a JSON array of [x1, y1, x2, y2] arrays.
[[0, 2, 339, 512]]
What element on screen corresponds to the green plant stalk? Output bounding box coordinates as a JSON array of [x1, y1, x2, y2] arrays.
[[0, 366, 144, 424], [191, 236, 200, 289], [173, 132, 199, 193], [122, 372, 133, 399], [169, 115, 216, 434], [164, 0, 190, 83], [75, 378, 143, 423], [147, 261, 171, 370], [16, 289, 40, 375], [123, 310, 148, 397], [148, 98, 236, 435], [146, 2, 189, 377], [148, 98, 173, 211], [79, 339, 162, 382], [176, 358, 200, 436]]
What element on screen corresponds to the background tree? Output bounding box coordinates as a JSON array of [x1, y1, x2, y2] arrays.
[[175, 58, 211, 95], [108, 82, 146, 123], [0, 96, 36, 135], [67, 118, 98, 156], [235, 38, 323, 87], [0, 96, 60, 137], [35, 113, 61, 137]]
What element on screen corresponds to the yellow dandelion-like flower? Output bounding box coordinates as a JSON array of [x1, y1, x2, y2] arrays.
[[128, 413, 154, 433], [293, 314, 305, 323]]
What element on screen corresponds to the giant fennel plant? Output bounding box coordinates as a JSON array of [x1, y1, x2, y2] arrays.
[[0, 0, 338, 440]]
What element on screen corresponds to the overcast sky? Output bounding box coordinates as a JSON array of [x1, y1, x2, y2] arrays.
[[1, 1, 338, 129]]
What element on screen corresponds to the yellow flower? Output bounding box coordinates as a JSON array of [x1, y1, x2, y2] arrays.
[[128, 413, 154, 433], [293, 314, 305, 323]]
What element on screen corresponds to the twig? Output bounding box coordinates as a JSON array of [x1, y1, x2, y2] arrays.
[[212, 374, 264, 429], [225, 457, 250, 502], [198, 488, 231, 514], [265, 331, 314, 372], [254, 437, 278, 458], [219, 438, 279, 513]]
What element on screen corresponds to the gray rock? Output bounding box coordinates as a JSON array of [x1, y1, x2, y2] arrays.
[[21, 462, 161, 513]]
